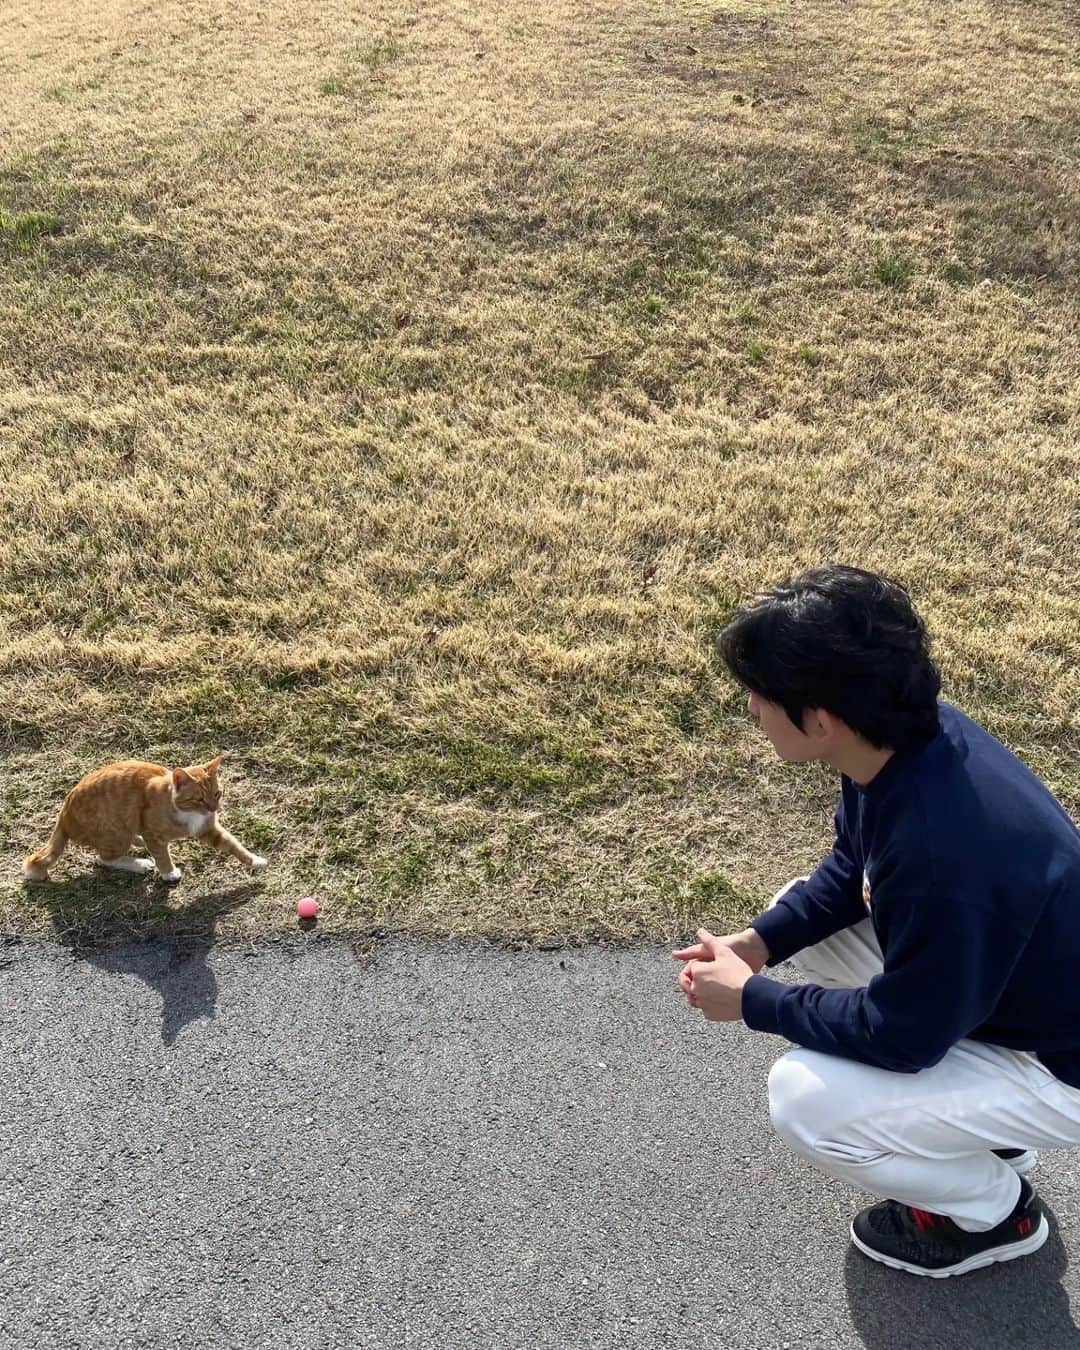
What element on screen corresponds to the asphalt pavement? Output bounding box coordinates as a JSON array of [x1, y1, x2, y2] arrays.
[[2, 935, 1079, 1349]]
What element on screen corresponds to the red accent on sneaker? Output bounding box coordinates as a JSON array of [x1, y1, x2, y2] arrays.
[[910, 1208, 938, 1231], [1017, 1216, 1033, 1236]]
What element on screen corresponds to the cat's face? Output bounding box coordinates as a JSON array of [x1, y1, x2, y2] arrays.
[[172, 756, 223, 813]]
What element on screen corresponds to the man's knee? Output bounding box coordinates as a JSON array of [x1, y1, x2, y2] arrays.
[[767, 1049, 846, 1152]]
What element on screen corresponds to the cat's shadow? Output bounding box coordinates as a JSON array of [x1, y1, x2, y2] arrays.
[[25, 872, 260, 1046]]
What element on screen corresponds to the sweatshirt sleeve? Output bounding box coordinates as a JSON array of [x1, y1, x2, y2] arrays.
[[749, 784, 868, 966], [741, 895, 1029, 1073]]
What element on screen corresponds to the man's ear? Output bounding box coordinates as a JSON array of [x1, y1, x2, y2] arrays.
[[803, 708, 835, 743], [173, 767, 193, 790]]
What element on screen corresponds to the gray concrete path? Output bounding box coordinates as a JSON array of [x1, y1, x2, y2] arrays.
[[2, 935, 1079, 1349]]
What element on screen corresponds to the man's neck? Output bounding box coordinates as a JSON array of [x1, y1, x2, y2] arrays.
[[824, 739, 895, 787]]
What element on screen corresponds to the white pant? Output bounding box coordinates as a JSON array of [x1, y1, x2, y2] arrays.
[[764, 881, 1080, 1231]]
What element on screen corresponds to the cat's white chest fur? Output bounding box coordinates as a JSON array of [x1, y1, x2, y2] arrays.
[[174, 808, 213, 837]]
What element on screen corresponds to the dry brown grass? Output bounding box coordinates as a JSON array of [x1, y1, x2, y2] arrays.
[[1, 0, 1077, 945]]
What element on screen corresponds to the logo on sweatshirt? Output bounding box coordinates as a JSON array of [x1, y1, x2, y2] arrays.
[[862, 869, 872, 910]]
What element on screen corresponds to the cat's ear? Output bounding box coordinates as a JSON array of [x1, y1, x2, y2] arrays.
[[205, 754, 222, 777], [172, 767, 193, 790]]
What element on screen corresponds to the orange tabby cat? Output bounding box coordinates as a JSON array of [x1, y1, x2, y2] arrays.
[[23, 756, 267, 884]]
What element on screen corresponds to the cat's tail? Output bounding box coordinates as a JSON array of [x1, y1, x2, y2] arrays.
[[23, 821, 68, 880]]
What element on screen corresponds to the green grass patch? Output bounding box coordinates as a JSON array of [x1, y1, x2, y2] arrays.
[[669, 695, 703, 738], [375, 841, 432, 898], [358, 37, 402, 67], [685, 869, 757, 916], [940, 262, 974, 285], [220, 810, 280, 853], [366, 729, 612, 810], [873, 251, 915, 288], [645, 855, 761, 931], [0, 208, 60, 253]]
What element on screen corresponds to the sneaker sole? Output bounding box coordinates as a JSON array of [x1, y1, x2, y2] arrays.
[[849, 1214, 1049, 1278], [1002, 1150, 1038, 1176]]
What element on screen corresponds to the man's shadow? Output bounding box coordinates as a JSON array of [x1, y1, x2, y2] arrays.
[[23, 870, 261, 1046], [845, 1199, 1077, 1348]]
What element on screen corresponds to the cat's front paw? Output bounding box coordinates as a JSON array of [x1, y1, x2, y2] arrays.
[[249, 855, 268, 871], [158, 866, 182, 884]]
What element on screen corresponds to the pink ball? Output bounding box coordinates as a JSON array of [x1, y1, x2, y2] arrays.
[[296, 896, 319, 920]]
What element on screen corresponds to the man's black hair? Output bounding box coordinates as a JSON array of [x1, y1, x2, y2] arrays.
[[716, 564, 942, 751]]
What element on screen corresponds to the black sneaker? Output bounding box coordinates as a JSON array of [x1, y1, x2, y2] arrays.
[[994, 1147, 1037, 1175], [850, 1176, 1048, 1277]]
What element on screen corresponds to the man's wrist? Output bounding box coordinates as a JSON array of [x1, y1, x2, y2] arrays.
[[739, 927, 771, 970]]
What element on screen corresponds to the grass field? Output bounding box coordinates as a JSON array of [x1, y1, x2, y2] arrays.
[[1, 0, 1077, 945]]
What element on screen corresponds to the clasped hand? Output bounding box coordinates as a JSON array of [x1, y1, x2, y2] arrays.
[[672, 927, 762, 1021]]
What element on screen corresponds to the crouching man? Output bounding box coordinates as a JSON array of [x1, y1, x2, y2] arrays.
[[676, 564, 1080, 1277]]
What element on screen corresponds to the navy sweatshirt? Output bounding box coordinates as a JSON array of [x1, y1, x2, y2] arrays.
[[741, 702, 1080, 1086]]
